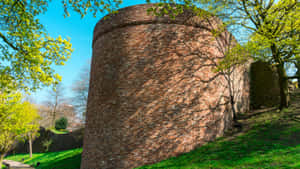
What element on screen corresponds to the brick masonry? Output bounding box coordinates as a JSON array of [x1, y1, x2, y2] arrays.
[[81, 4, 250, 169]]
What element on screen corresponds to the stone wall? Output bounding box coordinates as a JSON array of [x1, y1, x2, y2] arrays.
[[250, 61, 280, 109], [81, 4, 250, 169], [9, 127, 83, 155]]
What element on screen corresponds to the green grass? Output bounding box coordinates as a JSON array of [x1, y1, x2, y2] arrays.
[[4, 148, 82, 169], [49, 128, 69, 134], [136, 108, 300, 169]]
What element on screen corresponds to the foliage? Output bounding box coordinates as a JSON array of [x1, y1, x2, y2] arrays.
[[146, 0, 299, 109], [0, 1, 72, 92], [214, 38, 251, 121], [41, 139, 52, 153], [215, 44, 250, 72], [61, 0, 122, 18], [0, 0, 124, 92], [55, 117, 68, 130], [4, 148, 82, 169], [0, 92, 40, 166]]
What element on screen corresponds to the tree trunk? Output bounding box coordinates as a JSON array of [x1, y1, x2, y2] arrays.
[[225, 70, 237, 123], [53, 95, 58, 128], [276, 63, 290, 109], [230, 95, 237, 122], [29, 135, 33, 158], [52, 111, 56, 129], [0, 153, 5, 168]]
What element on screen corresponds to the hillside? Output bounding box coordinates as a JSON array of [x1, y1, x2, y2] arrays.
[[137, 89, 300, 168], [4, 148, 82, 169]]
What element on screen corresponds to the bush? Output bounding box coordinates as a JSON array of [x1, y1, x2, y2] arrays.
[[55, 117, 68, 130], [42, 139, 52, 152]]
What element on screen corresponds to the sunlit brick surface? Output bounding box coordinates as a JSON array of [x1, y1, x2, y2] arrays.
[[81, 4, 250, 169]]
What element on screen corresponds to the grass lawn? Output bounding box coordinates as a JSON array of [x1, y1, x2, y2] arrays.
[[49, 128, 69, 134], [136, 107, 300, 169], [4, 148, 82, 169]]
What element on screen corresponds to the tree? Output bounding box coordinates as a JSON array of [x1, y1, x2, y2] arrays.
[[58, 103, 78, 127], [0, 1, 71, 92], [216, 42, 250, 122], [0, 0, 122, 92], [27, 127, 39, 158], [44, 83, 65, 128], [145, 0, 299, 109], [43, 83, 81, 128], [36, 104, 53, 128], [55, 117, 68, 130], [0, 92, 40, 166], [38, 100, 79, 129], [72, 63, 90, 121]]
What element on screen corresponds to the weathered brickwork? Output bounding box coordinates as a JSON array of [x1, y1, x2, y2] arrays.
[[81, 4, 250, 169]]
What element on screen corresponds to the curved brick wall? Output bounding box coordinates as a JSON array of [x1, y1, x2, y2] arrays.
[[81, 4, 250, 169]]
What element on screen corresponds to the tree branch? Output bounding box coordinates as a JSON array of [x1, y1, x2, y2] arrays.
[[287, 76, 299, 79], [241, 0, 259, 30], [0, 32, 19, 51]]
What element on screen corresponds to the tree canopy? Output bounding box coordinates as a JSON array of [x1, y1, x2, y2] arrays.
[[0, 92, 40, 166], [0, 0, 122, 92], [146, 0, 299, 108]]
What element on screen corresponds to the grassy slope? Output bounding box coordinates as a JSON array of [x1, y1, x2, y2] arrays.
[[137, 112, 300, 168], [4, 148, 82, 169], [137, 91, 300, 168]]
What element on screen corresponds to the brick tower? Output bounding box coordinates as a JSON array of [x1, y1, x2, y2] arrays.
[[81, 4, 250, 169]]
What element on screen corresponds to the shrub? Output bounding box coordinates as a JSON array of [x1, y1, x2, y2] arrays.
[[42, 139, 52, 152], [55, 117, 68, 130]]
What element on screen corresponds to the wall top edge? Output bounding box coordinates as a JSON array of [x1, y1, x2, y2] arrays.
[[92, 3, 223, 45]]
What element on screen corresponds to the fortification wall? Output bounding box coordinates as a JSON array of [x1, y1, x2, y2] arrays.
[[250, 61, 280, 109], [81, 4, 250, 169]]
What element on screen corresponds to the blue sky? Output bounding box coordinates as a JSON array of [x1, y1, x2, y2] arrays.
[[31, 0, 147, 103]]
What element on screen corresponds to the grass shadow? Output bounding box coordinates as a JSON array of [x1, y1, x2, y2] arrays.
[[5, 148, 82, 169]]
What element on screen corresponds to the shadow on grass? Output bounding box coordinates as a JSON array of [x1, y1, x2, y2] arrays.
[[137, 115, 300, 169], [5, 149, 82, 169], [35, 153, 81, 169]]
